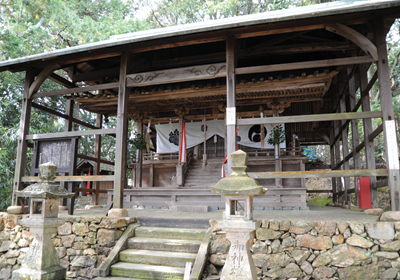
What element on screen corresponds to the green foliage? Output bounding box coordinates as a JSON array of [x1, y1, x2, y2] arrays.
[[267, 124, 285, 146], [308, 195, 332, 206], [129, 132, 147, 151]]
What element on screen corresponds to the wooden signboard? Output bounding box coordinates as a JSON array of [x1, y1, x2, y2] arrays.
[[31, 137, 79, 215]]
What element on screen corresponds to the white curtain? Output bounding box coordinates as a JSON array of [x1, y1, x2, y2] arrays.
[[155, 119, 285, 154]]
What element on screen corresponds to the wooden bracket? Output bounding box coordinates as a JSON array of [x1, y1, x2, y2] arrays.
[[28, 63, 60, 99], [174, 107, 190, 118], [132, 111, 146, 122], [326, 23, 378, 62], [266, 100, 291, 114]]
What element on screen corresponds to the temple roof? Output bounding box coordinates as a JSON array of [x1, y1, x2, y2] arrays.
[[0, 0, 399, 72]]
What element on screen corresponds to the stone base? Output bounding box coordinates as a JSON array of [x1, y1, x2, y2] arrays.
[[85, 205, 104, 209], [176, 205, 209, 213], [7, 206, 28, 214], [381, 211, 400, 221], [364, 208, 382, 215], [12, 265, 66, 280], [59, 206, 69, 211], [108, 208, 128, 217]]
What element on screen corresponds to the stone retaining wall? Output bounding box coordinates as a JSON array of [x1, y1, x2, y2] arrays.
[[208, 219, 400, 280], [0, 212, 136, 280]]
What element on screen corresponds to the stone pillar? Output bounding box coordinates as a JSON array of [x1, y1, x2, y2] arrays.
[[218, 220, 259, 279]]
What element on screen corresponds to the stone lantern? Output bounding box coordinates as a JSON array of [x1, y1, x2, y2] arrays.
[[210, 150, 267, 280], [12, 162, 74, 280]]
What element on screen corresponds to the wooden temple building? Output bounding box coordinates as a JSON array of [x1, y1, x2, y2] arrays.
[[2, 0, 400, 215]]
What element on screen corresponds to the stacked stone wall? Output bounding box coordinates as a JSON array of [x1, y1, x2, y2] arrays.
[[208, 219, 400, 280], [0, 212, 136, 280]]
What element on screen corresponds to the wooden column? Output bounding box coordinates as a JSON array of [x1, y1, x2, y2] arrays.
[[132, 165, 136, 188], [64, 99, 76, 213], [226, 36, 236, 175], [135, 118, 143, 188], [149, 164, 154, 188], [330, 127, 337, 203], [376, 18, 400, 211], [338, 72, 350, 205], [340, 99, 350, 205], [359, 63, 377, 207], [93, 114, 102, 205], [347, 65, 360, 205], [12, 69, 33, 206], [300, 160, 305, 188], [334, 121, 343, 203], [272, 108, 282, 188], [113, 52, 129, 209], [177, 117, 183, 186]]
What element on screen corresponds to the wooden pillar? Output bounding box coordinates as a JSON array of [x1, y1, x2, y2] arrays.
[[347, 65, 360, 205], [376, 18, 400, 211], [132, 165, 136, 188], [135, 118, 143, 188], [12, 69, 33, 206], [359, 63, 377, 207], [300, 160, 305, 188], [64, 99, 76, 213], [226, 36, 236, 175], [93, 114, 102, 205], [334, 120, 343, 203], [177, 117, 183, 186], [113, 52, 129, 209], [340, 99, 351, 205], [338, 72, 351, 205], [194, 145, 199, 160], [273, 108, 282, 187], [149, 164, 154, 188], [330, 127, 337, 204]]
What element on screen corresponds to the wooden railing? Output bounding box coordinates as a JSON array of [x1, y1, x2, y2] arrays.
[[131, 152, 179, 162], [248, 169, 388, 179], [240, 147, 304, 157]]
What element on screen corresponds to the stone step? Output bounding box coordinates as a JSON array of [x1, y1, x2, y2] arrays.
[[128, 237, 201, 253], [185, 174, 221, 177], [185, 172, 221, 176], [111, 262, 185, 279], [136, 217, 210, 229], [119, 249, 196, 267], [95, 277, 143, 280], [184, 181, 218, 185], [134, 226, 207, 240]]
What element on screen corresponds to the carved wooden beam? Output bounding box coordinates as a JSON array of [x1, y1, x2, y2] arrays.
[[126, 63, 226, 87]]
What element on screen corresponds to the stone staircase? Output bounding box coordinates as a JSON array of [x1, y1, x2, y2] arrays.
[[184, 158, 223, 188], [98, 226, 207, 279]]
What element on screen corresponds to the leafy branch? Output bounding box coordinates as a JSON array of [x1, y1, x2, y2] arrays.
[[267, 124, 285, 146]]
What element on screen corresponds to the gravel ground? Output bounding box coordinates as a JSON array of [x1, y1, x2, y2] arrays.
[[61, 205, 379, 223]]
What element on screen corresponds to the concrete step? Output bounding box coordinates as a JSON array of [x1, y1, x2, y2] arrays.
[[128, 237, 201, 253], [111, 262, 185, 279], [134, 226, 207, 240], [119, 249, 196, 267]]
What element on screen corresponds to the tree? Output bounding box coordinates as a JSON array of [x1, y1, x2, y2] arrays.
[[0, 0, 149, 211]]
